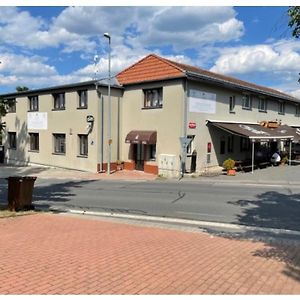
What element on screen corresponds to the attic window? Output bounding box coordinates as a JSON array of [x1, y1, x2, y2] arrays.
[[143, 88, 163, 108]]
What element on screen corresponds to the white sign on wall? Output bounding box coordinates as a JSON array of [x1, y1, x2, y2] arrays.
[[27, 112, 48, 130], [188, 89, 216, 114]]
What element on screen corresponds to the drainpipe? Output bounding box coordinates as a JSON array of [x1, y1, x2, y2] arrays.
[[181, 77, 188, 178], [251, 139, 255, 174], [95, 83, 104, 173], [289, 139, 292, 166]]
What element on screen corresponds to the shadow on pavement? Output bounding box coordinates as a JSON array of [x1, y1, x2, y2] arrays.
[[0, 178, 98, 211], [202, 191, 300, 283]]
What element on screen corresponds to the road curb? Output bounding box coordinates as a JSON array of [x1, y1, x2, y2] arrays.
[[49, 206, 300, 238]]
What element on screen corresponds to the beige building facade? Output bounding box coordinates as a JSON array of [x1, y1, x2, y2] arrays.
[[2, 54, 300, 177]]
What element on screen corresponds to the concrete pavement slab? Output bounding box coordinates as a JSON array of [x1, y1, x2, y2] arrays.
[[0, 213, 299, 295]]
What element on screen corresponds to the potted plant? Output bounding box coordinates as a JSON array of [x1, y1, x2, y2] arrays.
[[222, 158, 236, 176]]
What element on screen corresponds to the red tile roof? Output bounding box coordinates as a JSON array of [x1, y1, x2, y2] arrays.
[[116, 54, 185, 85], [116, 54, 298, 102]]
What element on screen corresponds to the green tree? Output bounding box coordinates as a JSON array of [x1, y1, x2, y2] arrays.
[[288, 6, 300, 38], [16, 86, 29, 92]]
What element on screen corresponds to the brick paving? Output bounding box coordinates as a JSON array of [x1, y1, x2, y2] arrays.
[[0, 213, 299, 295]]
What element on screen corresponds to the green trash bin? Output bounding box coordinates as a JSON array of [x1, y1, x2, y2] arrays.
[[6, 176, 37, 211]]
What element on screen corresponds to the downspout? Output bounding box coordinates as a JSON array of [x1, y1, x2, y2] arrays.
[[289, 139, 292, 166], [95, 82, 104, 173], [181, 77, 188, 178]]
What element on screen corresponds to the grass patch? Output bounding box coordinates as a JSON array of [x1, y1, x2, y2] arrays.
[[0, 204, 37, 218]]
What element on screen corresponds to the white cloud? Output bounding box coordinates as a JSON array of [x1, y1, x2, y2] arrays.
[[210, 40, 300, 75]]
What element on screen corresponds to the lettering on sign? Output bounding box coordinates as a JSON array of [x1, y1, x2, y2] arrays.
[[239, 124, 269, 136]]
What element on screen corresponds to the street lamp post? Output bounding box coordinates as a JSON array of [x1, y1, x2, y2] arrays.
[[104, 33, 111, 175]]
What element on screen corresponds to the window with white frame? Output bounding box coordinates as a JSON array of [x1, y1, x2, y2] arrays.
[[258, 98, 267, 112], [78, 90, 88, 109], [53, 93, 65, 110], [78, 134, 88, 156], [28, 96, 39, 111], [242, 94, 252, 110], [144, 88, 163, 108], [278, 101, 285, 115], [53, 134, 66, 154], [229, 96, 235, 112], [29, 133, 39, 151]]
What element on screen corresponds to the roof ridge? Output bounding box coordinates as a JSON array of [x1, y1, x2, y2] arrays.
[[116, 53, 185, 78], [163, 56, 297, 101], [151, 54, 186, 73]]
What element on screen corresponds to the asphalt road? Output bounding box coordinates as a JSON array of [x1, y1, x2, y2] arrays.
[[1, 178, 299, 232]]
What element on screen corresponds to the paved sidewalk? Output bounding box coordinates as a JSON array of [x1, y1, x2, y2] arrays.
[[0, 213, 299, 295], [0, 165, 157, 181]]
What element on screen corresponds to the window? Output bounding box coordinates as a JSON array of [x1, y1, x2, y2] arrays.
[[220, 139, 226, 155], [229, 96, 235, 112], [227, 135, 234, 153], [187, 135, 195, 155], [240, 137, 250, 152], [144, 88, 163, 108], [8, 132, 16, 149], [278, 101, 285, 115], [149, 144, 156, 160], [53, 93, 65, 110], [53, 134, 66, 154], [78, 90, 88, 109], [258, 98, 267, 112], [29, 133, 39, 151], [28, 96, 39, 111], [242, 94, 252, 110], [295, 104, 300, 117], [78, 134, 88, 156], [7, 99, 16, 113]]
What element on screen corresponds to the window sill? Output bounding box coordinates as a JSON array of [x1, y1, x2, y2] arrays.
[[77, 107, 88, 110], [52, 108, 65, 111], [259, 110, 267, 113], [242, 107, 252, 111], [278, 112, 285, 115], [52, 152, 66, 156], [77, 155, 88, 158], [229, 111, 235, 114], [28, 150, 39, 153], [28, 110, 39, 112], [142, 106, 163, 110]]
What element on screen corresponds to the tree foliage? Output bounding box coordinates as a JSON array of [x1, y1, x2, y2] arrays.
[[16, 86, 29, 92], [288, 6, 300, 38]]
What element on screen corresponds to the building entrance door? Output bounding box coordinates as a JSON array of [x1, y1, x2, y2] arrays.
[[134, 144, 144, 171]]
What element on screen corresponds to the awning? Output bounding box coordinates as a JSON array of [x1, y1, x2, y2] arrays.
[[207, 121, 294, 141], [125, 130, 157, 144]]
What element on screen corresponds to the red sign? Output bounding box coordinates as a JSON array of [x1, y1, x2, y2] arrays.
[[207, 142, 212, 153], [189, 122, 196, 129]]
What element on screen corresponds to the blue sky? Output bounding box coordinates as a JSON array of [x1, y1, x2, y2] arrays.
[[0, 6, 300, 98]]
